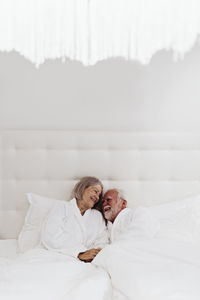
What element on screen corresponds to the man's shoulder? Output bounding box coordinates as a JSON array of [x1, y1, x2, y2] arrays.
[[124, 207, 134, 214], [118, 207, 134, 219], [114, 208, 134, 228]]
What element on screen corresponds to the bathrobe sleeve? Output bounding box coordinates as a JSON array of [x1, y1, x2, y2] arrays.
[[41, 202, 87, 258], [93, 227, 110, 248]]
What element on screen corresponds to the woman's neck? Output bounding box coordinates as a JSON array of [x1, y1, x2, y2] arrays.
[[76, 199, 87, 216]]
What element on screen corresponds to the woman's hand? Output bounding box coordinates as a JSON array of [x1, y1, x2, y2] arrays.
[[78, 248, 102, 262]]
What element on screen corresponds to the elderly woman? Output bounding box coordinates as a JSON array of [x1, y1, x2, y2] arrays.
[[42, 176, 108, 262]]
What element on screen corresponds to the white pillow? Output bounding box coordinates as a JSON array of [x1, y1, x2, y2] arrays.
[[148, 194, 200, 243], [18, 193, 65, 253]]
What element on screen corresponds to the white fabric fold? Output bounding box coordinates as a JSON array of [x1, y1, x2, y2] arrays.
[[0, 0, 200, 66], [0, 248, 112, 300], [93, 238, 200, 300], [107, 207, 160, 243], [41, 198, 109, 258]]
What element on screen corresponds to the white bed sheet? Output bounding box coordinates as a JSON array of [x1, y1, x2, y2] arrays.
[[94, 238, 200, 300], [0, 240, 127, 300], [2, 237, 199, 300], [0, 247, 112, 300]]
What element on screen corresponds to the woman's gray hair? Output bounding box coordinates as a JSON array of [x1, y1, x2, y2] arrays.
[[72, 176, 103, 200]]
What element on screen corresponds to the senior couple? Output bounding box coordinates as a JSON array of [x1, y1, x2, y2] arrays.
[[42, 176, 134, 263]]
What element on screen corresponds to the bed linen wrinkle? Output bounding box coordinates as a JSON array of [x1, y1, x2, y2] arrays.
[[93, 238, 200, 300], [0, 248, 112, 300], [41, 199, 109, 258]]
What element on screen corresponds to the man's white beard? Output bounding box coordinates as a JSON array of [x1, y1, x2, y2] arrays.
[[104, 208, 115, 221], [104, 200, 122, 221]]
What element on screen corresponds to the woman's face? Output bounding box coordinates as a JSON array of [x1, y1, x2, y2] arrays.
[[81, 184, 102, 209]]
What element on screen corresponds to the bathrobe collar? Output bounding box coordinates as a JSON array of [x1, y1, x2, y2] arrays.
[[107, 208, 132, 242], [70, 198, 92, 244]]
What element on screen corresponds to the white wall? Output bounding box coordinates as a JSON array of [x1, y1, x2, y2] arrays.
[[0, 45, 200, 131]]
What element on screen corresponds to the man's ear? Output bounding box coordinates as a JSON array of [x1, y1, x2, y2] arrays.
[[122, 199, 127, 209]]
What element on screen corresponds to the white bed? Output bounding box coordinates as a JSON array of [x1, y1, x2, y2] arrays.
[[1, 130, 200, 300], [0, 247, 112, 300]]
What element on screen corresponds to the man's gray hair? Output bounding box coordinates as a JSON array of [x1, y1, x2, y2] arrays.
[[72, 176, 103, 200], [105, 188, 125, 201]]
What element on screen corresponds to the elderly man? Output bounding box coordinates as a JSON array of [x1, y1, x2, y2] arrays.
[[102, 189, 127, 222], [102, 189, 134, 242], [102, 189, 158, 243]]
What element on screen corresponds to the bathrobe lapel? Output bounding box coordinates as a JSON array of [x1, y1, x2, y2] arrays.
[[71, 198, 87, 244], [110, 208, 132, 242]]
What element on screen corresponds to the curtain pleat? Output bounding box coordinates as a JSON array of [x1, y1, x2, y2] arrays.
[[0, 0, 199, 66]]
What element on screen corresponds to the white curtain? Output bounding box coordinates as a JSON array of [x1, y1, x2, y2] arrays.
[[0, 0, 200, 66]]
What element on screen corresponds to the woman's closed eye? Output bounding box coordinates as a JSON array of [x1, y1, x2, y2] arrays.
[[94, 189, 100, 196]]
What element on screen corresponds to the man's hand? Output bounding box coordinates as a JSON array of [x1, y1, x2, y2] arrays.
[[78, 248, 102, 263]]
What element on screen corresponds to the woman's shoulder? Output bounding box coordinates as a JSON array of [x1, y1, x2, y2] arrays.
[[90, 209, 105, 222], [53, 198, 75, 208], [52, 200, 68, 208], [49, 200, 70, 215]]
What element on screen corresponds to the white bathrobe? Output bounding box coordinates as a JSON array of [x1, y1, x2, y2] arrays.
[[107, 207, 159, 243], [42, 198, 109, 258]]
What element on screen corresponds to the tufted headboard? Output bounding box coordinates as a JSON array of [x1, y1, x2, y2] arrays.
[[1, 130, 200, 239]]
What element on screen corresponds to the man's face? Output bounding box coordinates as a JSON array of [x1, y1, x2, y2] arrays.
[[102, 190, 124, 223]]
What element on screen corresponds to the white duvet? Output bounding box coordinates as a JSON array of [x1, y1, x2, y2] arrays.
[[2, 196, 200, 300], [0, 248, 112, 300], [93, 237, 200, 300], [1, 240, 200, 300]]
